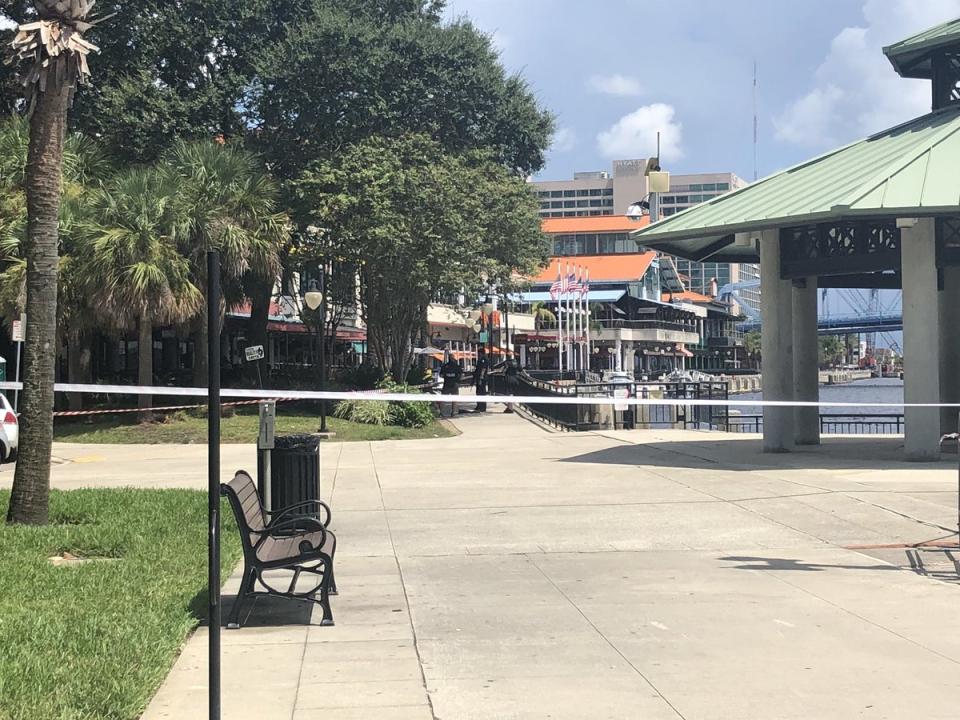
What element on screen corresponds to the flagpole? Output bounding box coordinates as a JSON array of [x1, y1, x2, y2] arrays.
[[565, 262, 572, 376], [556, 263, 564, 375], [574, 265, 581, 376], [585, 268, 592, 370]]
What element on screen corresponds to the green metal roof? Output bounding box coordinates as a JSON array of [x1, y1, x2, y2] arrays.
[[884, 17, 960, 78], [633, 105, 960, 262]]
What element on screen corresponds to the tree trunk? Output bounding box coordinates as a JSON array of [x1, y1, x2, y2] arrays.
[[138, 315, 154, 422], [245, 276, 272, 385], [66, 331, 92, 412], [7, 82, 71, 525]]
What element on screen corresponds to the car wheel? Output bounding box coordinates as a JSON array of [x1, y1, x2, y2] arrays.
[[7, 448, 17, 463]]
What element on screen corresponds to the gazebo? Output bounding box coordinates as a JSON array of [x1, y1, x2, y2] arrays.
[[634, 18, 960, 460]]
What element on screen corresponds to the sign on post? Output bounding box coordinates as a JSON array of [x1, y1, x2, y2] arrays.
[[244, 345, 265, 362], [11, 317, 23, 342]]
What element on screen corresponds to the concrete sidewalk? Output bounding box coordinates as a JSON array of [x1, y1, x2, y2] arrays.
[[34, 416, 960, 719]]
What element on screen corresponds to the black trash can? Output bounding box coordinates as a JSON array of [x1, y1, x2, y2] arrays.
[[258, 434, 321, 522]]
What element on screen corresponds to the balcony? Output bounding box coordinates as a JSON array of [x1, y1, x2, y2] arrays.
[[706, 336, 744, 349]]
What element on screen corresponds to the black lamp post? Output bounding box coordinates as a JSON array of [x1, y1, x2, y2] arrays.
[[206, 251, 222, 720], [305, 272, 327, 433]]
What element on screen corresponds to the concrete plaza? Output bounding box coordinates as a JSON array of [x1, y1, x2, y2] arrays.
[[18, 413, 960, 719]]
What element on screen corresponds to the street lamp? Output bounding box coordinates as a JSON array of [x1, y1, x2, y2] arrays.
[[305, 274, 327, 433]]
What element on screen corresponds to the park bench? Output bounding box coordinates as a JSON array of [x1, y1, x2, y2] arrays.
[[221, 470, 337, 628]]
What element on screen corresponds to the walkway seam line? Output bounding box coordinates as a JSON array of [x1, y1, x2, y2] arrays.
[[526, 554, 689, 720], [368, 443, 440, 720]]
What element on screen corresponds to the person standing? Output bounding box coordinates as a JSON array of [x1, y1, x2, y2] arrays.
[[474, 348, 491, 412], [439, 351, 462, 418], [504, 353, 520, 413]]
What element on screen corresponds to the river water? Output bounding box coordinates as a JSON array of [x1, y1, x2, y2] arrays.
[[734, 377, 905, 415]]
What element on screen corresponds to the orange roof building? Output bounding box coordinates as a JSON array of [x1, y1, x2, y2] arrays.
[[534, 253, 658, 284], [541, 215, 649, 234]]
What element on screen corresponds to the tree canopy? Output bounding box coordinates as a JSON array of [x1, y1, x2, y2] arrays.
[[1, 0, 553, 174], [295, 134, 548, 378]]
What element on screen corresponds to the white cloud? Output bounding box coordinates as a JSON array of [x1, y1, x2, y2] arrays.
[[588, 74, 643, 97], [0, 15, 15, 30], [550, 127, 577, 153], [597, 103, 684, 160], [775, 0, 960, 148]]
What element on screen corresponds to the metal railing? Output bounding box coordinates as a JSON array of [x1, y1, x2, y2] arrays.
[[489, 374, 730, 432], [727, 414, 906, 435]]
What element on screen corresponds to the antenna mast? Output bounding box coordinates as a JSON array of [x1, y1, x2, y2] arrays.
[[753, 61, 759, 181]]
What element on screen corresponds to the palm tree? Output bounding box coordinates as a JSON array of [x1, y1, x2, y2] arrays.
[[5, 0, 107, 523], [0, 117, 112, 411], [83, 168, 201, 420], [161, 140, 286, 385]]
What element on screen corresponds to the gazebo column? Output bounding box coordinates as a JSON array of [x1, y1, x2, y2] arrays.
[[939, 265, 960, 435], [792, 277, 820, 445], [759, 230, 794, 452], [902, 218, 941, 460]]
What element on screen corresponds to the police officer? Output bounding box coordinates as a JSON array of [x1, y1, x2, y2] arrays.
[[474, 348, 491, 412], [439, 351, 462, 418]]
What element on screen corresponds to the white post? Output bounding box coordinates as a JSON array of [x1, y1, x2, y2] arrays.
[[556, 264, 564, 374], [793, 277, 820, 445], [939, 265, 960, 435], [902, 218, 941, 460], [759, 230, 795, 452], [616, 338, 623, 372]]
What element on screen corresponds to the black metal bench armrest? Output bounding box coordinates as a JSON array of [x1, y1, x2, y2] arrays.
[[251, 516, 328, 551], [267, 499, 332, 528]]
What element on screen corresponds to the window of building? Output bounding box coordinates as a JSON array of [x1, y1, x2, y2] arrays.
[[689, 195, 703, 204], [717, 182, 730, 191], [551, 201, 563, 208], [551, 190, 563, 198], [576, 200, 589, 208], [673, 196, 689, 204], [537, 191, 550, 198], [540, 202, 550, 209], [564, 211, 577, 217], [564, 200, 575, 208], [689, 184, 703, 191], [576, 189, 591, 197], [662, 208, 676, 216], [661, 196, 674, 204], [563, 190, 577, 197], [550, 212, 563, 217], [603, 199, 614, 207], [589, 199, 602, 207], [602, 188, 614, 196]]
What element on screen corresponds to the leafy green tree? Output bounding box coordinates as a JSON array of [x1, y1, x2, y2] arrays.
[[744, 330, 762, 367], [296, 134, 548, 379], [83, 168, 201, 418], [818, 335, 844, 368]]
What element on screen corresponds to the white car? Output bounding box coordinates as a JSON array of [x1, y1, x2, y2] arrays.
[[0, 394, 19, 463]]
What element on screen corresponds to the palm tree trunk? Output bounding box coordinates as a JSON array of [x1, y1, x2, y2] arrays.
[[7, 82, 71, 525], [138, 315, 154, 422]]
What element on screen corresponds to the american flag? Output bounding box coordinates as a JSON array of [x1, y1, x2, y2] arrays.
[[549, 273, 566, 300], [566, 272, 583, 296]]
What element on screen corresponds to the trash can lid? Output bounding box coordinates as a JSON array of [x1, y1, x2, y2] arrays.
[[273, 434, 321, 450]]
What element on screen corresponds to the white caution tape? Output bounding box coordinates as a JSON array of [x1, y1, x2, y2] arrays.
[[0, 381, 948, 409]]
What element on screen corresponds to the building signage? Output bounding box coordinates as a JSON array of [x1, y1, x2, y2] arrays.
[[11, 316, 24, 342], [245, 345, 265, 362]]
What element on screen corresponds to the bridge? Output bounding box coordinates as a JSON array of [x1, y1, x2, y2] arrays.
[[720, 282, 903, 337], [738, 313, 903, 335]]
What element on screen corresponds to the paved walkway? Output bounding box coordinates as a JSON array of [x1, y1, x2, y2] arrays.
[[23, 414, 960, 719]]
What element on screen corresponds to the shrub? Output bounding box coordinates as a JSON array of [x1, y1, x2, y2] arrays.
[[333, 399, 391, 426], [389, 400, 435, 428]]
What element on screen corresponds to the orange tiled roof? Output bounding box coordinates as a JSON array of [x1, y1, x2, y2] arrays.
[[663, 291, 715, 304], [541, 215, 650, 234], [533, 253, 657, 283]]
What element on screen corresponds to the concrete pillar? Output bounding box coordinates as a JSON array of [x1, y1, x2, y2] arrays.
[[939, 265, 960, 435], [902, 218, 941, 460], [759, 230, 794, 452], [615, 338, 623, 372], [792, 277, 820, 445]]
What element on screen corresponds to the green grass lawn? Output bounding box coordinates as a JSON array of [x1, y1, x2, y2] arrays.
[[54, 410, 455, 444], [0, 489, 242, 720]]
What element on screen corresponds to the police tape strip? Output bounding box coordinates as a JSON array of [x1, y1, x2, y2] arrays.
[[0, 381, 950, 409], [51, 398, 296, 418]]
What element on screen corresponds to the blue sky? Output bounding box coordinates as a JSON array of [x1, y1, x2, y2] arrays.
[[444, 0, 960, 181]]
